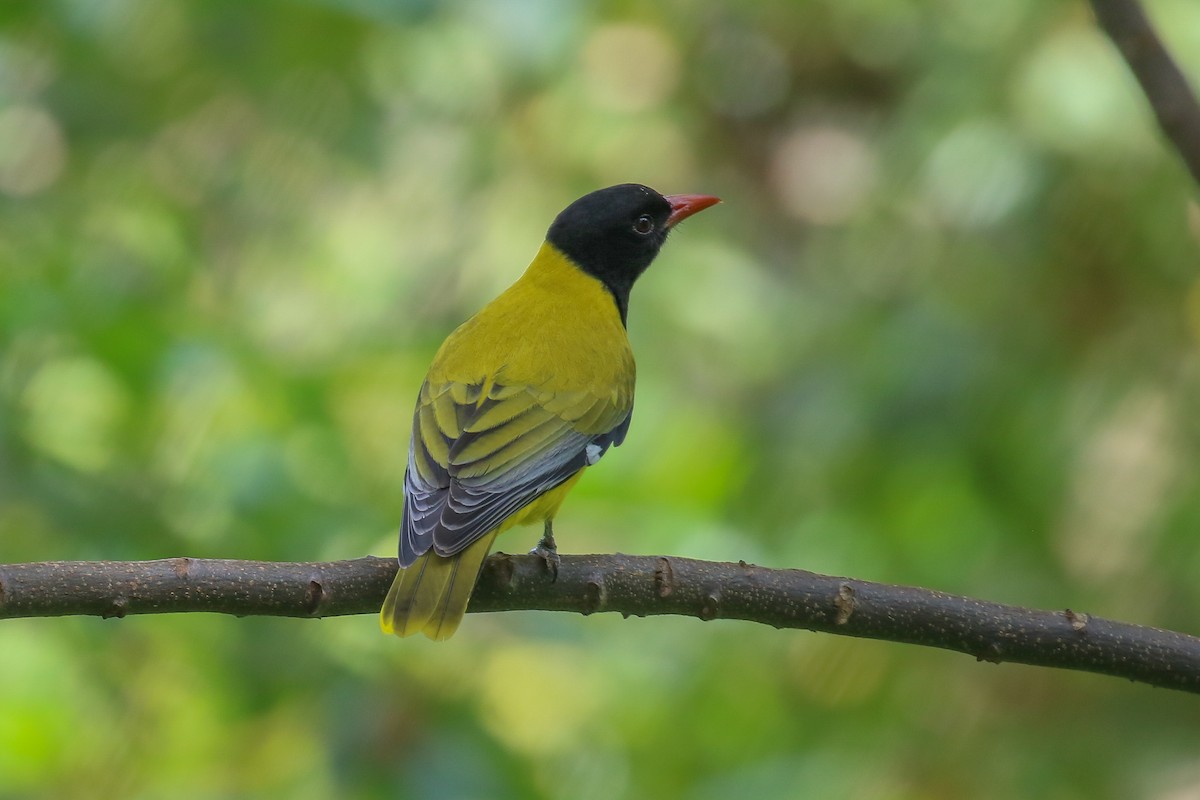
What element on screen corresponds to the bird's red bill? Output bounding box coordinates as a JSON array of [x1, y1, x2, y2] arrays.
[[664, 193, 721, 227]]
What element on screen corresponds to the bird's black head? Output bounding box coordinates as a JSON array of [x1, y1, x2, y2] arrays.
[[546, 183, 719, 324]]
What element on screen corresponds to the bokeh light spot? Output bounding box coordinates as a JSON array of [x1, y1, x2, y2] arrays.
[[22, 356, 129, 471], [1013, 26, 1154, 155], [0, 105, 67, 196], [480, 645, 603, 755], [1057, 389, 1176, 584], [771, 125, 879, 225], [921, 119, 1036, 228], [582, 23, 681, 112]]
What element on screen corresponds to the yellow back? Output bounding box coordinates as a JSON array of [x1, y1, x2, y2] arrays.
[[428, 242, 636, 411]]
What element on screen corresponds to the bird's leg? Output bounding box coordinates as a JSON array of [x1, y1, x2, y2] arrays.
[[531, 520, 560, 579], [535, 520, 557, 555]]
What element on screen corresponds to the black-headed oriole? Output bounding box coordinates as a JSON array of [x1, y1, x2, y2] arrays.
[[381, 183, 719, 640]]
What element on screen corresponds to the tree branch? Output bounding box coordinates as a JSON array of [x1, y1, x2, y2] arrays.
[[2, 554, 1199, 694], [1090, 0, 1200, 186]]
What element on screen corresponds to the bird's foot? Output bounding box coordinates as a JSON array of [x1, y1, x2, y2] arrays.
[[531, 528, 560, 581]]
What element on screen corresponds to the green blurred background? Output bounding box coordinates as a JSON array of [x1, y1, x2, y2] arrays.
[[3, 0, 1200, 797]]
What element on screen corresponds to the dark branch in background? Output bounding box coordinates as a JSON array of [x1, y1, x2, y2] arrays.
[[3, 555, 1200, 694], [1090, 0, 1200, 186]]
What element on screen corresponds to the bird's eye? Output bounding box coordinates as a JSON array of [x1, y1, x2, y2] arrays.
[[632, 215, 655, 235]]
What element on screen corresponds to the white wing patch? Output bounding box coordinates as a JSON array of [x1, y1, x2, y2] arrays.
[[585, 442, 604, 465]]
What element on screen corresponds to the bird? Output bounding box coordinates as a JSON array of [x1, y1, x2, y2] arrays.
[[380, 183, 720, 640]]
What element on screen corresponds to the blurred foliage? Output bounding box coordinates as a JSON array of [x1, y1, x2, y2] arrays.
[[2, 0, 1200, 797]]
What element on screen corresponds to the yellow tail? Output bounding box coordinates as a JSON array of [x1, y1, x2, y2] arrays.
[[379, 531, 499, 641]]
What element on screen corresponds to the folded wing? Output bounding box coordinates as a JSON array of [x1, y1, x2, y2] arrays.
[[398, 378, 631, 566]]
